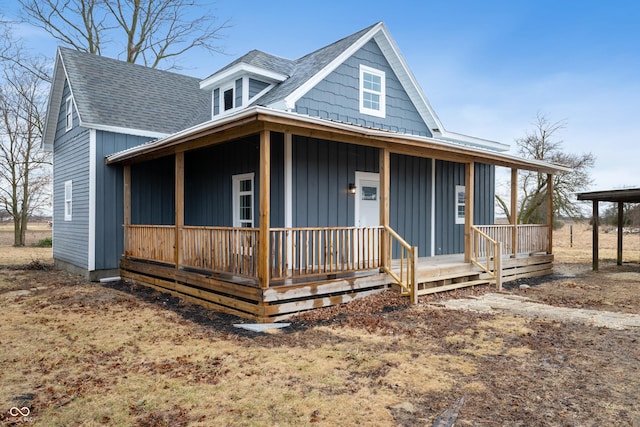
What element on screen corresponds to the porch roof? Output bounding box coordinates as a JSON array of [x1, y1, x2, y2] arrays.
[[106, 106, 570, 174]]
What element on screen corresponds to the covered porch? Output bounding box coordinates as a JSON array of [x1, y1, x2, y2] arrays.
[[108, 107, 563, 322]]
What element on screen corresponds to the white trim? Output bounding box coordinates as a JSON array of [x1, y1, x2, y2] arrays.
[[354, 171, 380, 227], [455, 185, 466, 225], [65, 96, 73, 131], [431, 158, 436, 256], [81, 122, 168, 139], [284, 133, 293, 265], [64, 180, 73, 221], [284, 133, 293, 228], [359, 65, 386, 118], [200, 63, 288, 91], [232, 173, 255, 227], [88, 129, 96, 271]]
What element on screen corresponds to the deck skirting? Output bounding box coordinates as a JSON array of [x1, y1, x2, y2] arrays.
[[119, 254, 554, 322]]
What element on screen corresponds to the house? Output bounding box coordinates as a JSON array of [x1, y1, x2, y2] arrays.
[[43, 22, 567, 321]]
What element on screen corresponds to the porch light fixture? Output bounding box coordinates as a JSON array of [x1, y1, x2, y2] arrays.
[[348, 183, 357, 194]]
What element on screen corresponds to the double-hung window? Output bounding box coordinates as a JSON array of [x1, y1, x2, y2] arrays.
[[233, 173, 254, 228], [359, 65, 386, 118]]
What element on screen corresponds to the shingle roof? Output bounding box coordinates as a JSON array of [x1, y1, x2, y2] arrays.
[[203, 49, 295, 80], [59, 47, 211, 134], [251, 23, 378, 107]]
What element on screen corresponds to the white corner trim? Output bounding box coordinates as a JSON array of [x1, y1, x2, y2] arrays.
[[284, 133, 293, 228], [88, 129, 96, 271]]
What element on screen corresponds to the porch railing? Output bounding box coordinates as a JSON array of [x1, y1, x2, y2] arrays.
[[181, 226, 259, 278], [470, 225, 503, 290], [475, 224, 549, 256], [125, 225, 175, 264], [269, 226, 383, 280], [383, 225, 417, 304]]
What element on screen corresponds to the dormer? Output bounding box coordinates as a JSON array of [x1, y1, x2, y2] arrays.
[[200, 50, 292, 118]]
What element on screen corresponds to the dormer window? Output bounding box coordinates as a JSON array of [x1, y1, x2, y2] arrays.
[[359, 65, 386, 118], [223, 87, 234, 111]]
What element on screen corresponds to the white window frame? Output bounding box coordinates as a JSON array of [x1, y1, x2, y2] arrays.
[[65, 96, 73, 131], [232, 173, 254, 228], [455, 185, 465, 225], [64, 180, 73, 221], [359, 65, 386, 118]]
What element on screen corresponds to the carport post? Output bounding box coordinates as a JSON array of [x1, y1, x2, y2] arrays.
[[592, 200, 599, 272]]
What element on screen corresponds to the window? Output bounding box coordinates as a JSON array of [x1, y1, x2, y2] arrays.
[[65, 97, 73, 131], [223, 87, 234, 111], [455, 185, 465, 225], [233, 173, 254, 227], [64, 180, 73, 221], [359, 65, 385, 118]]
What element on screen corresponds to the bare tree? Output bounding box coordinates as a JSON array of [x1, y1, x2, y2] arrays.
[[0, 27, 52, 246], [496, 113, 595, 224], [19, 0, 230, 69]]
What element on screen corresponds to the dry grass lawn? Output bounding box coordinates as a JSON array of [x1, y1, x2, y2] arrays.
[[0, 221, 638, 426]]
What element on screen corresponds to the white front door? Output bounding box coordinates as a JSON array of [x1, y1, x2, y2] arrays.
[[355, 171, 380, 227], [354, 172, 380, 267]]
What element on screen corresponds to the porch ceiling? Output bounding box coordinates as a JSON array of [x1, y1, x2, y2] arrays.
[[106, 106, 569, 174]]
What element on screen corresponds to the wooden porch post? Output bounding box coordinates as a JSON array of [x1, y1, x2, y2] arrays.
[[123, 164, 131, 258], [258, 130, 271, 289], [617, 201, 624, 266], [380, 147, 390, 269], [510, 168, 518, 257], [175, 152, 184, 269], [546, 174, 554, 253], [464, 162, 475, 263], [592, 200, 599, 271]]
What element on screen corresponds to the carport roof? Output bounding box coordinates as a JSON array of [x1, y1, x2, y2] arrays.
[[577, 188, 640, 203]]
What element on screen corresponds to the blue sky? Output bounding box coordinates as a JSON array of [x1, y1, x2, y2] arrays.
[[3, 0, 639, 192]]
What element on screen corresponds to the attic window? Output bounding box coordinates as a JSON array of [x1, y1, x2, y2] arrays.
[[359, 65, 385, 118]]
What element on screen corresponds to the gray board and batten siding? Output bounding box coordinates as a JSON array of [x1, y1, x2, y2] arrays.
[[130, 134, 285, 228], [295, 39, 432, 137], [128, 133, 494, 260], [96, 131, 155, 272]]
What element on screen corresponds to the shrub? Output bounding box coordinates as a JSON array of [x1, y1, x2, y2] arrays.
[[33, 237, 52, 247]]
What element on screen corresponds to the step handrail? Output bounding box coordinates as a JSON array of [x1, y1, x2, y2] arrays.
[[470, 225, 503, 290], [383, 225, 418, 303]]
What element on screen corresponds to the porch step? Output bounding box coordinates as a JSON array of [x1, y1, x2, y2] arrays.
[[416, 279, 492, 296]]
